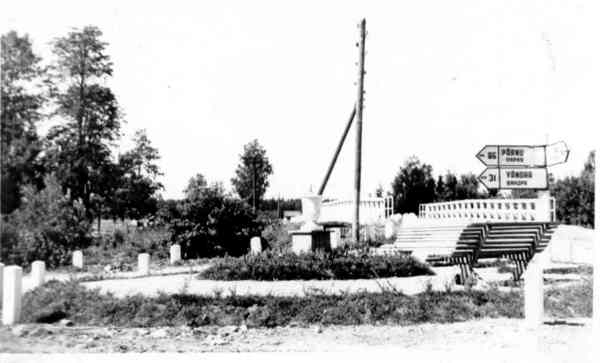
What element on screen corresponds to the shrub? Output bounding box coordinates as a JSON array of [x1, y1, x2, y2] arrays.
[[1, 175, 91, 268], [261, 220, 300, 252], [169, 183, 260, 258], [21, 280, 524, 328], [198, 250, 434, 280]]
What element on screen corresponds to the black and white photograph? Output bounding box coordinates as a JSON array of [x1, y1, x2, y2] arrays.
[[0, 1, 598, 361]]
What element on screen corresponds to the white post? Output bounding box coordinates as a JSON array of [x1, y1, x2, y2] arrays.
[[593, 157, 599, 333], [0, 263, 4, 304], [138, 253, 150, 275], [524, 254, 544, 328], [72, 250, 83, 269], [2, 266, 22, 325], [31, 260, 46, 288], [250, 237, 262, 254], [169, 245, 181, 264]]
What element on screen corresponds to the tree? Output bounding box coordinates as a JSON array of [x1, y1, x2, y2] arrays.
[[171, 183, 259, 258], [1, 31, 46, 214], [231, 139, 273, 211], [456, 173, 485, 200], [551, 150, 595, 227], [1, 174, 91, 268], [183, 173, 208, 200], [391, 156, 436, 214], [111, 130, 163, 222], [44, 26, 121, 220]]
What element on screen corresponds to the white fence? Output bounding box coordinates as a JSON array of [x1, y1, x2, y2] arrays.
[[319, 196, 393, 224], [418, 198, 556, 223]]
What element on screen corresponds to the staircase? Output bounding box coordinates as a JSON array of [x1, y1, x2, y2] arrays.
[[377, 221, 559, 282]]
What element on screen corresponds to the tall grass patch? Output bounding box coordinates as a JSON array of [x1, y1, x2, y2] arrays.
[[22, 280, 523, 328]]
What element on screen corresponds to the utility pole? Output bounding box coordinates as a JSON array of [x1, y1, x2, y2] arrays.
[[353, 18, 366, 244]]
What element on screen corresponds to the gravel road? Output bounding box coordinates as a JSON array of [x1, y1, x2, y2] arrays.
[[0, 317, 594, 362]]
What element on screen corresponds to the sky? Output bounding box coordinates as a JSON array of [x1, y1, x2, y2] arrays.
[[3, 0, 599, 200]]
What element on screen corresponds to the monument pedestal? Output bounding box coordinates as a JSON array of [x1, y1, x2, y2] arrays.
[[290, 230, 331, 254]]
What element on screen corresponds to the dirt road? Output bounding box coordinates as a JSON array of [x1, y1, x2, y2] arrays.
[[0, 317, 594, 362]]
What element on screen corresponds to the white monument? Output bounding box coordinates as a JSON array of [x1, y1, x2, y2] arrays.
[[300, 193, 322, 231], [2, 266, 22, 325], [31, 260, 46, 288], [170, 244, 181, 264], [291, 191, 330, 253]]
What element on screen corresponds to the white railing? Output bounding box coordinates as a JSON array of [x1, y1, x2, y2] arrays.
[[418, 198, 556, 223], [319, 196, 393, 224]]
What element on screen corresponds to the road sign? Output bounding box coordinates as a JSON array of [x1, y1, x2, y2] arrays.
[[476, 142, 570, 168], [545, 141, 570, 166], [477, 167, 548, 190], [476, 145, 546, 167]]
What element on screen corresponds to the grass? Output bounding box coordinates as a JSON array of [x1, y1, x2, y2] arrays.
[[21, 280, 523, 328], [545, 278, 593, 318], [198, 250, 434, 281]]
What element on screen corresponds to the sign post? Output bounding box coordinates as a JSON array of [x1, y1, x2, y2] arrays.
[[476, 142, 568, 191]]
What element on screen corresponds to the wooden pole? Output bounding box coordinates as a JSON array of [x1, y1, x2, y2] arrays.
[[353, 19, 366, 244], [317, 106, 356, 196]]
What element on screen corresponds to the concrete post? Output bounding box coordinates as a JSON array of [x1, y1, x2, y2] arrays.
[[250, 237, 262, 254], [524, 255, 544, 328], [72, 250, 83, 269], [593, 168, 599, 333], [0, 263, 4, 304], [138, 253, 150, 275], [31, 260, 45, 288], [2, 266, 22, 325], [170, 245, 181, 264]]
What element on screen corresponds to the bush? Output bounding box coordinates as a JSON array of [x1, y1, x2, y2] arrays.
[[169, 183, 260, 258], [261, 220, 301, 252], [198, 250, 434, 280], [0, 175, 91, 268], [21, 280, 523, 328]]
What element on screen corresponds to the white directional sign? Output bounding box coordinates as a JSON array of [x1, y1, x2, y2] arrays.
[[477, 167, 548, 190], [476, 145, 546, 167], [476, 142, 569, 168]]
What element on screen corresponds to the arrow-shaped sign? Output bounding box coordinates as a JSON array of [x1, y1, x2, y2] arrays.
[[476, 145, 546, 167], [476, 142, 569, 168], [477, 167, 548, 190]]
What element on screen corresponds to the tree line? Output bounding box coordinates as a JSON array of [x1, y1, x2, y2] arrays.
[[1, 26, 594, 267]]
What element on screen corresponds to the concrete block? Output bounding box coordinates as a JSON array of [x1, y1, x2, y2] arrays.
[[138, 253, 150, 275], [2, 266, 22, 325], [31, 260, 45, 288], [250, 237, 262, 254], [291, 233, 312, 254], [524, 256, 544, 328], [170, 245, 181, 264], [72, 250, 84, 269], [329, 228, 342, 249]]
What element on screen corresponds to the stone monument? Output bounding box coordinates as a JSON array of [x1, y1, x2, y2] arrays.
[[290, 191, 331, 253]]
